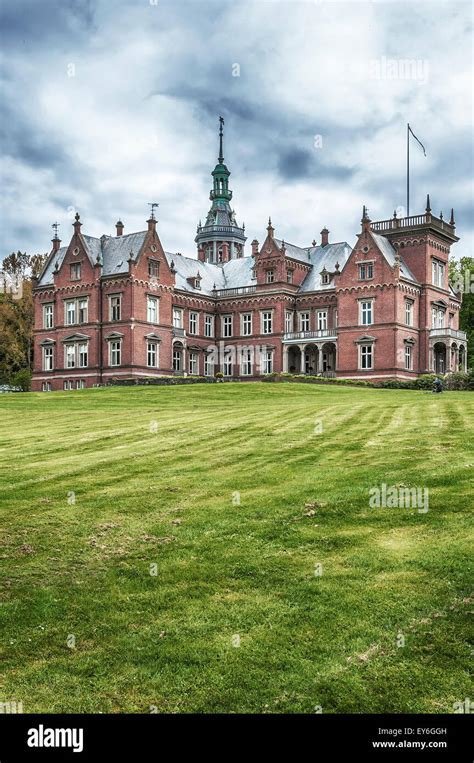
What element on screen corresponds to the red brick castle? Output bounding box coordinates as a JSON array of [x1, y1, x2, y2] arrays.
[[32, 119, 467, 391]]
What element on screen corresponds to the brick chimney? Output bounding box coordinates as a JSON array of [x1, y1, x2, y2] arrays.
[[147, 217, 156, 233], [52, 236, 61, 253], [116, 220, 124, 236], [320, 227, 329, 247], [251, 239, 259, 256], [73, 212, 82, 237], [198, 245, 206, 263]]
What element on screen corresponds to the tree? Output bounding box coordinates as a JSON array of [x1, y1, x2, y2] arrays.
[[0, 252, 47, 383], [450, 257, 474, 370]]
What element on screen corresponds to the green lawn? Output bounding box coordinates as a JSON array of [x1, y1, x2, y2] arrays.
[[1, 383, 473, 713]]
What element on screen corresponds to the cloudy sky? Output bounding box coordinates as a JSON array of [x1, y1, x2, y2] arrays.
[[1, 0, 472, 261]]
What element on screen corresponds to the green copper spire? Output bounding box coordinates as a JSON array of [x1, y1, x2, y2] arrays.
[[210, 116, 232, 202]]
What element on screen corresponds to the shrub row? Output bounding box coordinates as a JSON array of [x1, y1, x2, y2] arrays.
[[262, 370, 474, 391]]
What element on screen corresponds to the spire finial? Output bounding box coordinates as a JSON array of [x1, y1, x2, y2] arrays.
[[450, 208, 455, 226], [218, 116, 224, 163], [148, 202, 159, 220], [425, 194, 431, 213]]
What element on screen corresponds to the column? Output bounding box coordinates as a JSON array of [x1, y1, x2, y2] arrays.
[[283, 346, 289, 373], [213, 241, 217, 263], [299, 344, 306, 373], [317, 344, 324, 374]]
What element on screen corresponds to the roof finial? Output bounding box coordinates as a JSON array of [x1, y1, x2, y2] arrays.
[[450, 208, 455, 226], [148, 202, 159, 220], [218, 116, 224, 163], [439, 210, 443, 220], [425, 194, 431, 213], [52, 222, 60, 240]]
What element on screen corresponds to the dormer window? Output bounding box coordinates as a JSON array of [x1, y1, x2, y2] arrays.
[[358, 263, 374, 280], [251, 267, 256, 280], [265, 269, 275, 284], [148, 259, 159, 278], [321, 272, 330, 285], [70, 263, 81, 281], [195, 275, 202, 290], [287, 269, 293, 284]]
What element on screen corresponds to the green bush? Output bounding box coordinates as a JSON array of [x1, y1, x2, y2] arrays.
[[414, 374, 439, 390], [11, 368, 31, 392]]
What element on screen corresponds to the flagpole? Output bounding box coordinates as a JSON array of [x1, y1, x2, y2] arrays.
[[407, 122, 410, 216]]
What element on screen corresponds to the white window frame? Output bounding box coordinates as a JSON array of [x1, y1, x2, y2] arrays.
[[189, 311, 199, 335], [65, 344, 76, 369], [205, 314, 214, 338], [432, 259, 445, 288], [265, 269, 275, 284], [405, 344, 412, 370], [241, 313, 252, 336], [65, 300, 76, 326], [78, 298, 88, 324], [262, 350, 274, 375], [299, 312, 310, 332], [109, 294, 122, 322], [147, 341, 158, 368], [261, 311, 273, 335], [223, 352, 233, 376], [359, 262, 374, 280], [222, 314, 232, 338], [204, 355, 214, 377], [172, 347, 182, 372], [109, 340, 122, 367], [42, 381, 51, 392], [360, 300, 374, 326], [240, 349, 252, 376], [70, 262, 81, 281], [317, 310, 328, 331], [42, 345, 54, 371], [359, 344, 373, 370], [147, 296, 159, 324], [189, 352, 198, 375], [285, 311, 293, 334], [405, 299, 413, 327], [173, 307, 183, 329], [43, 303, 54, 329], [78, 343, 88, 368]]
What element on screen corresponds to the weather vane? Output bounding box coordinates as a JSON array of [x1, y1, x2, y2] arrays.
[[148, 202, 159, 220], [52, 222, 60, 239]]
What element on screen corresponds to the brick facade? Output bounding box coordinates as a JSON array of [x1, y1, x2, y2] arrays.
[[32, 131, 467, 391]]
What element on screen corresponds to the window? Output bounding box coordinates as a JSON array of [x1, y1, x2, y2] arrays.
[[204, 355, 214, 377], [148, 259, 159, 278], [65, 300, 76, 326], [317, 311, 328, 331], [70, 263, 81, 281], [43, 304, 54, 329], [240, 349, 252, 376], [262, 311, 273, 334], [432, 306, 445, 328], [405, 344, 412, 370], [265, 269, 275, 284], [110, 295, 121, 322], [42, 382, 51, 392], [189, 352, 198, 375], [285, 311, 293, 333], [205, 314, 214, 338], [405, 300, 413, 327], [147, 342, 158, 368], [299, 312, 310, 332], [241, 313, 252, 336], [189, 311, 198, 335], [223, 352, 233, 376], [78, 298, 88, 324], [359, 344, 373, 370], [360, 301, 373, 326], [76, 380, 85, 390], [287, 269, 293, 284], [147, 296, 158, 324], [63, 380, 73, 390], [222, 315, 232, 338], [321, 273, 330, 285], [432, 259, 445, 288], [65, 344, 76, 369], [42, 346, 54, 371], [110, 341, 121, 366], [172, 348, 182, 372], [263, 350, 274, 374], [173, 308, 183, 329], [359, 263, 374, 280], [251, 267, 256, 280], [78, 343, 88, 368]]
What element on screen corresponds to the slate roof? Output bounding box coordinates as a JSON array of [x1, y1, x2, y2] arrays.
[[371, 232, 418, 283], [275, 239, 352, 292]]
